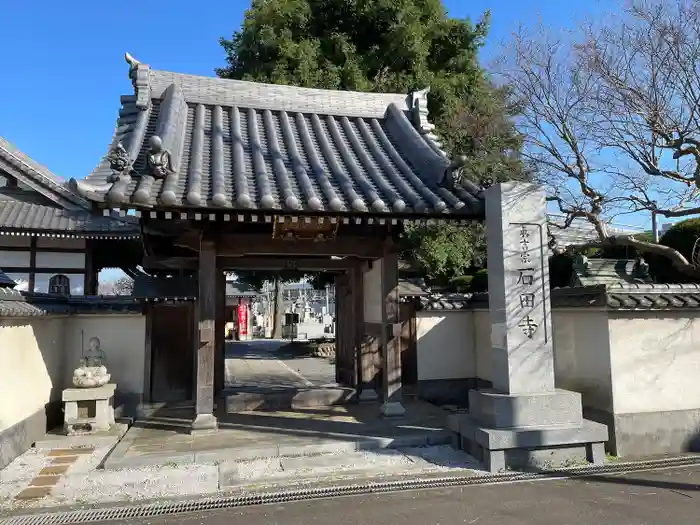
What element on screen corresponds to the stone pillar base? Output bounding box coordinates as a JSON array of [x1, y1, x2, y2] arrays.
[[448, 388, 609, 473], [357, 388, 379, 403], [190, 413, 218, 435], [62, 383, 116, 436], [380, 401, 406, 418]]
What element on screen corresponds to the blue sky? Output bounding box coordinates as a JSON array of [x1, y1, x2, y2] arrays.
[[1, 0, 634, 234]]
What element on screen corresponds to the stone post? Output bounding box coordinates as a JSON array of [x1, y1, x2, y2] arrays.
[[449, 182, 608, 472], [486, 182, 554, 395]]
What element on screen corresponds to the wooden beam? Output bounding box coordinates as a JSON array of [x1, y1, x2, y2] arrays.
[[85, 239, 98, 295], [142, 255, 358, 272], [216, 234, 385, 258], [191, 237, 218, 433], [220, 256, 355, 271]]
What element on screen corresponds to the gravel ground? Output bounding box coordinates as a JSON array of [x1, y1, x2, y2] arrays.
[[51, 464, 219, 506], [0, 444, 483, 514]]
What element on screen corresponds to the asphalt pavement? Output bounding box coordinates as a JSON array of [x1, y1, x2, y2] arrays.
[[99, 464, 700, 525]]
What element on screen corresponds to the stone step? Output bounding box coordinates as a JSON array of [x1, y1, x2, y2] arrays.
[[224, 387, 356, 412]]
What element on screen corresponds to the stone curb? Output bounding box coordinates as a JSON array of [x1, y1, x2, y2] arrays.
[[101, 431, 452, 470]]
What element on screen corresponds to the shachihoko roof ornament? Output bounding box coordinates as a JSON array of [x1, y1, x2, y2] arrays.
[[68, 53, 485, 219]]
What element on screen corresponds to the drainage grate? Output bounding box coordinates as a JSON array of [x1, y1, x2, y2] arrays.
[[2, 455, 700, 525]]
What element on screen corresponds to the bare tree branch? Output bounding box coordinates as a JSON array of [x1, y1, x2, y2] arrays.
[[498, 0, 700, 278]]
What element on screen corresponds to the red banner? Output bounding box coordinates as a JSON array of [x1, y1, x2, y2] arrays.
[[237, 303, 249, 337]]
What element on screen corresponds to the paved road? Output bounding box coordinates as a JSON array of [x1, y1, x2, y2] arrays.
[[103, 465, 700, 525]]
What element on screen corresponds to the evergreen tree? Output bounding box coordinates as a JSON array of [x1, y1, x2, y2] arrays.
[[218, 0, 523, 283]]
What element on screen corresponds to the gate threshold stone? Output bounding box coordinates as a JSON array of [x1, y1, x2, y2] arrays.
[[102, 430, 451, 470], [223, 387, 356, 412]]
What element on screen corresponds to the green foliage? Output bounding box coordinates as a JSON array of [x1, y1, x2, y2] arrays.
[[447, 255, 581, 293], [653, 219, 700, 283], [219, 0, 525, 283], [469, 268, 489, 292], [401, 222, 486, 285], [218, 1, 521, 174], [448, 275, 473, 292]]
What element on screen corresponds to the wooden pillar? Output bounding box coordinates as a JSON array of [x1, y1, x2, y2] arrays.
[[142, 303, 153, 404], [191, 238, 218, 433], [214, 270, 226, 399], [28, 236, 37, 293], [84, 240, 98, 295], [380, 250, 404, 417], [354, 264, 377, 401], [346, 270, 357, 388], [334, 275, 343, 384]]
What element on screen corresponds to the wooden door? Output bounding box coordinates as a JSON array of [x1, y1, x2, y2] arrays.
[[150, 303, 195, 403], [399, 302, 418, 386]]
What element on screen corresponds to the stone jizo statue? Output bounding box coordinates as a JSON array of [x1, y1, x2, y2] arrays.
[[72, 336, 111, 388]]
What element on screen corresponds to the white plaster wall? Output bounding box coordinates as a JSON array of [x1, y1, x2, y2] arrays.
[[0, 317, 67, 433], [416, 311, 475, 381], [35, 252, 85, 269], [552, 309, 613, 412], [472, 309, 491, 382], [0, 250, 31, 267], [36, 238, 84, 249], [363, 260, 382, 323], [63, 315, 146, 396], [609, 311, 700, 414]]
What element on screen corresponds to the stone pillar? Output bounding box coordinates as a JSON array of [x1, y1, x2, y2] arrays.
[[448, 182, 607, 472], [380, 252, 404, 417], [191, 238, 218, 434]]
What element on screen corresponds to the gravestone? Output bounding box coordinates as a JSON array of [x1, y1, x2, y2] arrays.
[[448, 182, 608, 472]]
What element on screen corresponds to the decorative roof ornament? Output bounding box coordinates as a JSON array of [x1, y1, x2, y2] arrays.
[[408, 87, 448, 157], [440, 155, 469, 189], [124, 52, 151, 110], [106, 142, 134, 184], [145, 136, 173, 179], [573, 254, 590, 276], [633, 257, 651, 281]]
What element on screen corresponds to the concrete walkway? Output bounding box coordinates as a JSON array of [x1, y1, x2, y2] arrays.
[[225, 339, 335, 390], [101, 400, 451, 469]]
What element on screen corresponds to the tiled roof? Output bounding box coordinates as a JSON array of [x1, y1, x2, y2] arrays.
[[0, 288, 140, 317], [398, 278, 430, 297], [413, 284, 700, 311], [69, 54, 484, 219], [547, 214, 644, 247], [0, 270, 16, 288], [570, 258, 651, 287], [0, 198, 140, 237], [225, 281, 259, 298], [0, 136, 87, 210]]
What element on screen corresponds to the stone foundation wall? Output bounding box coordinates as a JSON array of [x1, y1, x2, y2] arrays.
[[415, 304, 700, 457]]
